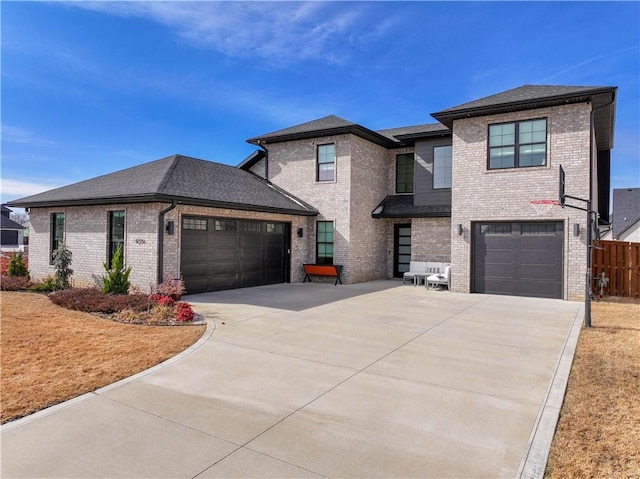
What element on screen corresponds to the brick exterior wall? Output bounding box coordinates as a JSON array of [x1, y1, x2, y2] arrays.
[[257, 134, 455, 283], [27, 203, 309, 291], [28, 203, 163, 289], [450, 103, 592, 300], [259, 134, 414, 283]]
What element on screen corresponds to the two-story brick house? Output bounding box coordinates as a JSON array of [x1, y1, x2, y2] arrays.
[[10, 85, 616, 300]]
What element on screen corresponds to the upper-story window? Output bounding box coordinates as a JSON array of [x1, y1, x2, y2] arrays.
[[433, 145, 452, 189], [317, 143, 335, 181], [395, 153, 414, 194], [488, 118, 547, 170], [50, 212, 65, 263], [108, 210, 125, 265]]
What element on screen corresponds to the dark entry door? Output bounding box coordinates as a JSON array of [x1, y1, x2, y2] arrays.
[[472, 222, 563, 299], [181, 216, 290, 293], [393, 224, 412, 278]]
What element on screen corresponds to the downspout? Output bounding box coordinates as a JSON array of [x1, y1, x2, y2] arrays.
[[585, 93, 615, 327], [157, 200, 177, 284]]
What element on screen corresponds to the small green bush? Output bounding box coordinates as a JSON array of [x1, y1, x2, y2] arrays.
[[102, 244, 131, 295], [7, 253, 28, 277], [30, 276, 57, 293]]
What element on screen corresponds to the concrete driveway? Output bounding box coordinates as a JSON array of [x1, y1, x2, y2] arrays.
[[1, 281, 582, 478]]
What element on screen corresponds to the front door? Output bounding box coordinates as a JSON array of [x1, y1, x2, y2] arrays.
[[393, 224, 411, 278]]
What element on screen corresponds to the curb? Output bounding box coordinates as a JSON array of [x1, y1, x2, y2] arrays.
[[516, 302, 584, 478], [1, 318, 216, 432]]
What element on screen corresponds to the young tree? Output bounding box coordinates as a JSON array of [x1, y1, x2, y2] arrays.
[[52, 243, 73, 289], [7, 252, 28, 277], [102, 244, 131, 295]]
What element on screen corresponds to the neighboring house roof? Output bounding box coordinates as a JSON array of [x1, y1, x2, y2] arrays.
[[371, 195, 451, 218], [8, 154, 318, 216], [0, 214, 25, 231], [1, 204, 12, 217], [431, 84, 616, 150], [611, 188, 640, 239]]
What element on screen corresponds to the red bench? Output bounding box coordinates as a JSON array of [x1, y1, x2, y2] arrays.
[[302, 264, 343, 285]]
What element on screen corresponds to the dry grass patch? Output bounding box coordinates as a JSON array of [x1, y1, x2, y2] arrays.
[[545, 299, 640, 478], [1, 292, 205, 424]]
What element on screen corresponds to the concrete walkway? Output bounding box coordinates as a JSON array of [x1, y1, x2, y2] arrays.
[[1, 281, 583, 478]]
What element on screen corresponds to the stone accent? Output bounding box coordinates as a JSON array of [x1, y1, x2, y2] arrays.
[[450, 103, 592, 300]]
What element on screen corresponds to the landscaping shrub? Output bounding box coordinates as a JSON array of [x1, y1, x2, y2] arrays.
[[175, 302, 195, 322], [52, 243, 73, 290], [0, 275, 33, 291], [150, 294, 175, 307], [30, 276, 57, 293], [49, 288, 149, 314], [7, 253, 28, 277], [152, 275, 186, 300], [102, 244, 131, 295]]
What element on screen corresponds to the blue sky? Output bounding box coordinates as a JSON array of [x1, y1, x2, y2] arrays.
[[2, 1, 639, 208]]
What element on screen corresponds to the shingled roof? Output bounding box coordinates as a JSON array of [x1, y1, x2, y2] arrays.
[[611, 188, 640, 239], [371, 195, 451, 218], [246, 115, 400, 148], [431, 84, 617, 150], [8, 155, 318, 216]]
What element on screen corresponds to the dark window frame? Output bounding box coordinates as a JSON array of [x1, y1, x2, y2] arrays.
[[395, 153, 414, 194], [50, 212, 65, 264], [433, 145, 452, 189], [315, 220, 334, 265], [487, 118, 547, 170], [108, 210, 125, 265], [316, 143, 336, 182]]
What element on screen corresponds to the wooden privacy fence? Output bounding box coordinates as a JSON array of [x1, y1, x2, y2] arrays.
[[592, 240, 640, 298]]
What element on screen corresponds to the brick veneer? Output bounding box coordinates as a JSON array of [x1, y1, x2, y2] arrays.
[[27, 203, 309, 291], [450, 103, 593, 300]]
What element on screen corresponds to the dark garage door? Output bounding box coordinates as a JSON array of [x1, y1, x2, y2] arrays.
[[181, 216, 290, 294], [472, 222, 563, 299]]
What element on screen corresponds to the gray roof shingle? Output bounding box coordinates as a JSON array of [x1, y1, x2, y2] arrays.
[[8, 154, 318, 216], [611, 188, 640, 239], [247, 115, 400, 148], [1, 214, 25, 230], [431, 85, 617, 150], [431, 84, 616, 150]]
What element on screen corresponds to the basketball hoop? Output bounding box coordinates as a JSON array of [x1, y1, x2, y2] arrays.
[[530, 199, 559, 216]]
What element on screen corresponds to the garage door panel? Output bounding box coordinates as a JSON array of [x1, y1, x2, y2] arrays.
[[181, 217, 289, 293], [473, 222, 563, 299], [520, 264, 562, 281], [519, 280, 562, 298]]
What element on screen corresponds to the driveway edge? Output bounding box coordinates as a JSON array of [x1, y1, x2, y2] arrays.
[[1, 319, 216, 432], [516, 302, 584, 478]]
